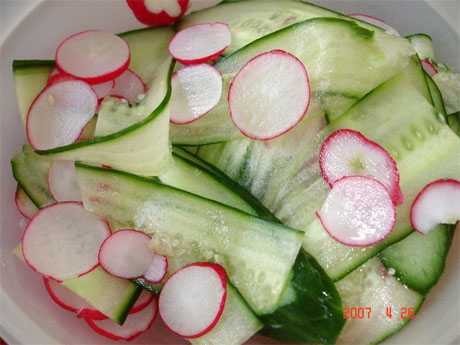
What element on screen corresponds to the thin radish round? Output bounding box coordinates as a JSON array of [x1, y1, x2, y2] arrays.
[[186, 0, 223, 14], [319, 129, 403, 205], [47, 71, 74, 86], [43, 278, 107, 320], [410, 179, 460, 234], [56, 30, 130, 84], [159, 263, 227, 338], [126, 0, 189, 26], [143, 254, 168, 283], [85, 299, 157, 341], [98, 230, 155, 279], [110, 69, 146, 104], [421, 59, 438, 77], [169, 22, 231, 64], [48, 160, 82, 202], [22, 202, 110, 281], [92, 80, 115, 100], [170, 64, 222, 124], [317, 176, 396, 247], [349, 13, 400, 36], [15, 186, 38, 219], [229, 50, 310, 140], [26, 80, 97, 150], [131, 290, 155, 314]]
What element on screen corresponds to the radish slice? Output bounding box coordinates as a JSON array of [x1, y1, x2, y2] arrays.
[[131, 290, 155, 314], [92, 80, 115, 100], [48, 160, 82, 202], [15, 187, 38, 219], [421, 59, 438, 77], [319, 129, 403, 205], [170, 64, 222, 124], [159, 263, 227, 338], [349, 13, 400, 36], [22, 202, 110, 281], [85, 299, 157, 341], [229, 50, 310, 140], [186, 0, 223, 14], [56, 30, 130, 84], [110, 69, 146, 104], [410, 179, 460, 234], [169, 23, 231, 64], [26, 80, 97, 150], [317, 176, 396, 247], [98, 230, 155, 279], [126, 0, 189, 26], [43, 278, 107, 320], [47, 71, 74, 85], [143, 255, 168, 283]]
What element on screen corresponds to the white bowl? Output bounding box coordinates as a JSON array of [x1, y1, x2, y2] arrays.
[[0, 1, 459, 344]]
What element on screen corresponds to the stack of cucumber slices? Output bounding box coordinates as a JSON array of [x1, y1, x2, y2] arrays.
[[10, 0, 460, 344]]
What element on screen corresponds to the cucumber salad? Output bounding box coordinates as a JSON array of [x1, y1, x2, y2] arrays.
[[10, 0, 460, 344]]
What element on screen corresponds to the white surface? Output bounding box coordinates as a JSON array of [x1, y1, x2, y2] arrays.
[[0, 1, 459, 345]]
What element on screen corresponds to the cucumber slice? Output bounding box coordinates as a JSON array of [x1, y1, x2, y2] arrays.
[[433, 71, 460, 114], [407, 33, 435, 60]]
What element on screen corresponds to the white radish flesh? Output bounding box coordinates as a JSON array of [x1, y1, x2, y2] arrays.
[[143, 255, 168, 283], [229, 50, 310, 140], [349, 13, 400, 36], [92, 80, 115, 100], [26, 80, 97, 150], [169, 23, 231, 64], [22, 202, 110, 281], [318, 176, 396, 247], [15, 187, 38, 219], [410, 179, 460, 234], [85, 300, 157, 341], [98, 230, 155, 279], [170, 64, 222, 124], [319, 129, 403, 205], [56, 30, 130, 84], [159, 263, 227, 338], [186, 0, 223, 14], [110, 69, 146, 104], [48, 160, 82, 202]]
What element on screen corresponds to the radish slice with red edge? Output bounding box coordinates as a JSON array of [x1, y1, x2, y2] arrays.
[[159, 262, 227, 338], [229, 50, 310, 140], [98, 229, 155, 279], [110, 69, 146, 104], [26, 80, 97, 150], [43, 278, 107, 320], [421, 59, 438, 77], [170, 64, 222, 124], [169, 22, 231, 65], [47, 71, 74, 85], [85, 299, 157, 341], [319, 129, 403, 205], [15, 187, 38, 219], [349, 13, 400, 36], [56, 30, 130, 84], [186, 0, 223, 14], [48, 160, 82, 202], [317, 176, 396, 247], [143, 255, 168, 283], [126, 0, 189, 26], [410, 179, 460, 234], [131, 290, 155, 314], [22, 202, 110, 281], [92, 80, 115, 100]]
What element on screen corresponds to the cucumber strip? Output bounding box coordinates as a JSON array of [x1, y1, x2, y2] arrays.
[[447, 112, 460, 136], [407, 33, 435, 60], [75, 163, 303, 315], [433, 71, 460, 114]]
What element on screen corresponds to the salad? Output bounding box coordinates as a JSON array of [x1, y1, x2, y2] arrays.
[[9, 0, 460, 344]]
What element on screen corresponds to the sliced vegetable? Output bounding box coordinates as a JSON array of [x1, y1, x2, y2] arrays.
[[319, 129, 402, 205], [56, 30, 130, 84], [317, 176, 396, 247], [169, 22, 231, 64], [421, 59, 438, 77], [410, 179, 460, 234], [22, 202, 110, 281], [159, 263, 227, 338], [130, 290, 154, 314], [15, 186, 38, 219], [229, 50, 310, 140], [126, 0, 189, 26], [186, 0, 223, 14], [433, 71, 460, 114], [26, 80, 97, 150], [48, 160, 81, 202], [110, 69, 146, 104], [143, 254, 168, 283], [349, 13, 399, 36], [170, 64, 222, 124], [92, 80, 115, 100], [407, 33, 435, 60]]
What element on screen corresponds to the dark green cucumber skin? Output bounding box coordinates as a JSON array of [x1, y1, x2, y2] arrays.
[[261, 251, 345, 345], [447, 112, 460, 136], [12, 60, 54, 71], [116, 286, 143, 324], [133, 278, 161, 294]]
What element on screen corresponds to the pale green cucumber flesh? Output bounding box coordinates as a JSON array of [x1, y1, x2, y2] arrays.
[[407, 33, 435, 60]]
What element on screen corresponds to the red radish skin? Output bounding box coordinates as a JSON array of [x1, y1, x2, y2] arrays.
[[349, 13, 400, 36], [110, 69, 146, 104], [319, 129, 403, 205], [168, 22, 231, 65], [421, 59, 438, 77], [48, 160, 82, 202], [159, 262, 228, 339], [317, 176, 396, 247], [228, 50, 311, 141], [22, 202, 111, 281], [15, 187, 38, 219], [56, 30, 130, 84], [47, 71, 74, 85], [85, 299, 158, 341], [126, 0, 189, 26], [410, 179, 460, 234], [143, 255, 168, 283]]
